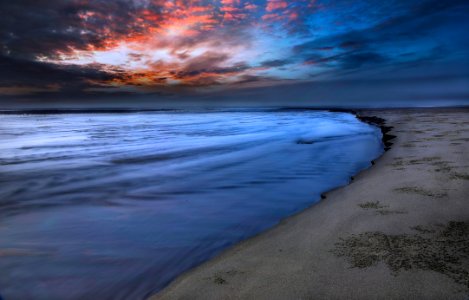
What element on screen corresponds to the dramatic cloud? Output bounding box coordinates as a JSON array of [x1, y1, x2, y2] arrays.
[[0, 0, 468, 106]]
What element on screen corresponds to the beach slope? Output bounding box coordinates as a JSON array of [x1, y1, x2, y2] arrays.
[[151, 109, 469, 300]]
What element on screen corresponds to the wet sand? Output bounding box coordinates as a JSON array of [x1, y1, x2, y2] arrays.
[[151, 108, 469, 300]]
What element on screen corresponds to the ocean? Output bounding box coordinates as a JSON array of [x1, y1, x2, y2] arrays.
[[0, 110, 383, 299]]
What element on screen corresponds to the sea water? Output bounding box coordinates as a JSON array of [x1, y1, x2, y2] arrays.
[[0, 110, 383, 299]]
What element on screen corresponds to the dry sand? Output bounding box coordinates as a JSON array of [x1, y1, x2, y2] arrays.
[[151, 109, 469, 300]]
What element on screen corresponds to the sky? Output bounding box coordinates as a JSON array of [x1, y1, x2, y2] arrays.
[[0, 0, 468, 108]]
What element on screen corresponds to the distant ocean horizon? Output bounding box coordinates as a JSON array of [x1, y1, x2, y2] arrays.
[[0, 110, 383, 299]]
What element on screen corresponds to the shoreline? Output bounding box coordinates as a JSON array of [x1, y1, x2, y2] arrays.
[[151, 108, 469, 299], [0, 109, 384, 300], [147, 109, 390, 297], [354, 114, 395, 151]]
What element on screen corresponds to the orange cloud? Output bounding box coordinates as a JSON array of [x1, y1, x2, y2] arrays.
[[221, 0, 240, 6], [289, 11, 298, 20], [266, 0, 288, 12], [262, 13, 284, 21], [244, 3, 258, 10]]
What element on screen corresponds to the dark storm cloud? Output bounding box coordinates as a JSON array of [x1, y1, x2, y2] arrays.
[[0, 55, 118, 85], [0, 54, 131, 99], [170, 52, 251, 85], [0, 0, 146, 59], [259, 59, 292, 67], [303, 51, 387, 70], [338, 52, 387, 69], [0, 0, 153, 98]]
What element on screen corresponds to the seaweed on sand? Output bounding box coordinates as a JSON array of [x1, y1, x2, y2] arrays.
[[450, 173, 469, 181], [358, 201, 406, 215], [332, 221, 469, 288], [394, 186, 447, 198], [358, 201, 388, 209]]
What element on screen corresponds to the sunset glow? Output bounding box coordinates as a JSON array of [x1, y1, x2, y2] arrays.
[[32, 0, 319, 89], [1, 0, 468, 105]]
